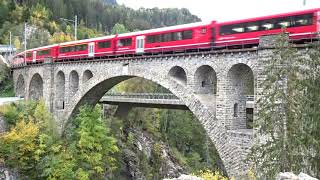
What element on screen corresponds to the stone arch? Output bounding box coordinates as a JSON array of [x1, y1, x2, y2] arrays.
[[16, 74, 25, 98], [82, 70, 93, 83], [56, 71, 65, 109], [226, 63, 254, 129], [168, 66, 187, 85], [29, 73, 43, 100], [194, 65, 217, 94], [63, 73, 247, 177], [69, 70, 79, 95]]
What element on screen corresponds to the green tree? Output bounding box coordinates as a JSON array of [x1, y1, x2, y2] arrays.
[[0, 100, 57, 179], [71, 105, 119, 179], [299, 42, 320, 177], [250, 34, 320, 178], [30, 3, 50, 28], [111, 23, 128, 35]]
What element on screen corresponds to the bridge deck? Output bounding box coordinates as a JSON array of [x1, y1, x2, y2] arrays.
[[100, 93, 188, 109], [100, 93, 254, 109]]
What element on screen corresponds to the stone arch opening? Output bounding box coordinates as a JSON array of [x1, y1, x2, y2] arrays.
[[168, 66, 187, 85], [64, 75, 240, 176], [29, 73, 43, 100], [83, 70, 93, 83], [56, 71, 65, 110], [16, 74, 25, 98], [226, 63, 254, 129], [194, 65, 217, 94], [69, 70, 79, 95]]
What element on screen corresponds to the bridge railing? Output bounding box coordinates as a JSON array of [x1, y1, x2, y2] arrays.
[[104, 93, 179, 100]]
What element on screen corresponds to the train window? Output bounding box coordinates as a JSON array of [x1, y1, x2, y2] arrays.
[[274, 17, 292, 29], [70, 46, 76, 52], [232, 27, 245, 33], [26, 52, 32, 58], [162, 33, 172, 42], [182, 30, 193, 39], [38, 50, 50, 56], [246, 22, 259, 32], [155, 35, 162, 42], [278, 21, 290, 28], [147, 36, 155, 43], [60, 47, 69, 53], [172, 32, 183, 41], [260, 21, 275, 30], [75, 44, 87, 51], [292, 14, 313, 27], [118, 38, 132, 47], [98, 41, 111, 48], [220, 23, 247, 35]]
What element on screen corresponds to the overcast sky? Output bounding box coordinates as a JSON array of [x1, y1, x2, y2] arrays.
[[117, 0, 320, 22]]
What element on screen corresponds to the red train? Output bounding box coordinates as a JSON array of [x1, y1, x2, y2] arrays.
[[13, 8, 320, 65]]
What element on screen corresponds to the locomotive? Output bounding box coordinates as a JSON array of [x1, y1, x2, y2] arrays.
[[13, 8, 320, 66]]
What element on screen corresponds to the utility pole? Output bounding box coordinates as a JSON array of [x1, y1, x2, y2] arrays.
[[24, 22, 27, 65], [9, 31, 12, 56], [60, 15, 78, 41], [303, 0, 306, 6], [75, 15, 77, 41]]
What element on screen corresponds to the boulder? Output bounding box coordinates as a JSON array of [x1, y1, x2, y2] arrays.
[[277, 172, 299, 180], [163, 174, 203, 180], [277, 172, 318, 180], [298, 173, 318, 180]]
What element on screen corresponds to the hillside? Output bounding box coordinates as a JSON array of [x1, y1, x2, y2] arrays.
[[0, 0, 200, 50]]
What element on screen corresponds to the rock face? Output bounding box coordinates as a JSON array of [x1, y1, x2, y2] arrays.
[[277, 172, 318, 180], [0, 115, 6, 133], [119, 128, 185, 180], [0, 166, 18, 180]]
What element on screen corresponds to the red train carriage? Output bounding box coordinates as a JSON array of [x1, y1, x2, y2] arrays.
[[143, 22, 213, 53], [13, 44, 58, 65], [215, 8, 320, 47], [57, 39, 91, 60], [113, 22, 213, 55], [94, 35, 116, 57]]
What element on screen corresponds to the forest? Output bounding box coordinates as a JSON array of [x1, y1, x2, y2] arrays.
[[0, 0, 200, 50]]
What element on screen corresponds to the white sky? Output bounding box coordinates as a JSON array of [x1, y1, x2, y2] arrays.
[[117, 0, 320, 22]]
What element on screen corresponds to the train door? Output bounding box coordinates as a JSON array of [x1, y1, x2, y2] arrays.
[[88, 42, 95, 57], [136, 36, 145, 54], [32, 51, 37, 63], [211, 28, 216, 47]]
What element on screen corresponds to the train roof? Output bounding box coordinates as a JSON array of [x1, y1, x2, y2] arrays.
[[59, 35, 116, 46], [218, 8, 320, 25], [117, 21, 212, 37]]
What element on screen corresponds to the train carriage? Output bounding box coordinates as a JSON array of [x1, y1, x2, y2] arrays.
[[215, 8, 320, 47]]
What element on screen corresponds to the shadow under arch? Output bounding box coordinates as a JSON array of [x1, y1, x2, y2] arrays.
[[226, 63, 254, 129], [56, 71, 66, 110], [16, 74, 25, 98], [168, 66, 187, 85], [29, 73, 43, 100]]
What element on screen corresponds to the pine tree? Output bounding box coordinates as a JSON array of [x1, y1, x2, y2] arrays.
[[250, 33, 305, 178]]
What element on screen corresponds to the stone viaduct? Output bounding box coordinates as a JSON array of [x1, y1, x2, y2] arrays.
[[11, 36, 296, 177]]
